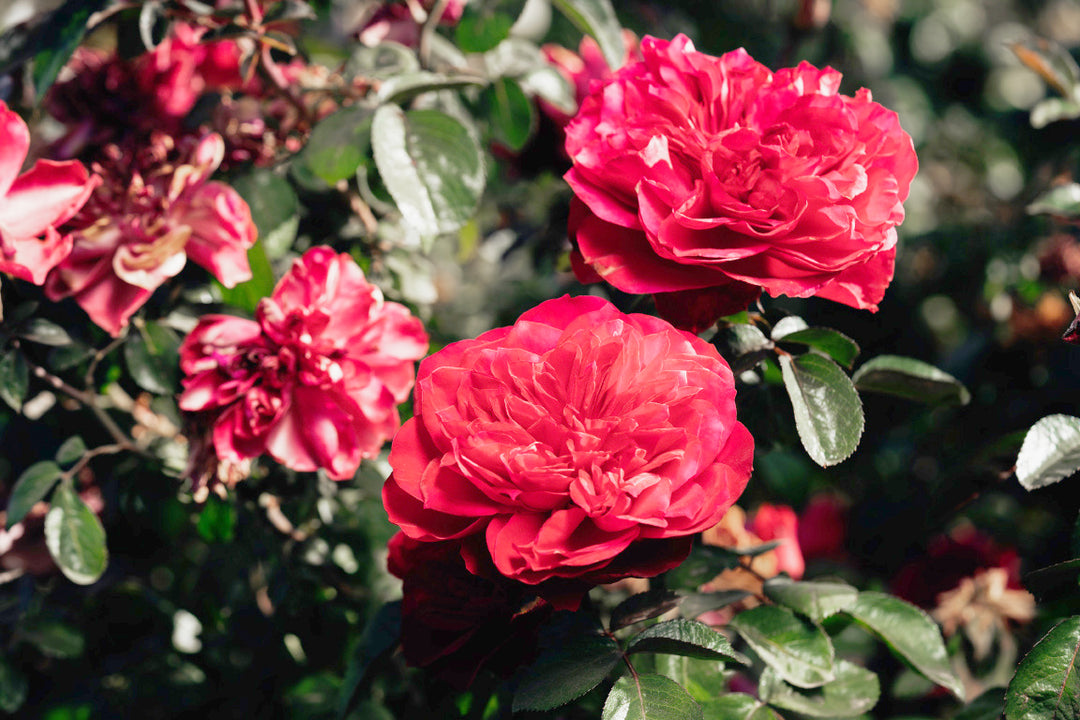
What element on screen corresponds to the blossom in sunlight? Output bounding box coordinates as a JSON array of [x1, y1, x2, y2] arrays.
[[565, 35, 917, 330], [43, 132, 256, 336], [0, 101, 98, 285], [383, 295, 753, 606], [179, 247, 428, 482]]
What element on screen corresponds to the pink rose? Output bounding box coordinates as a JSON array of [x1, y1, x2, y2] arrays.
[[540, 31, 642, 127], [748, 503, 804, 580], [565, 35, 917, 329], [383, 295, 753, 602], [0, 101, 98, 285], [179, 247, 428, 481], [44, 133, 256, 336]]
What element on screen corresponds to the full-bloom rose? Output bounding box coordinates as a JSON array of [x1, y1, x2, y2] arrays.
[[179, 247, 428, 481], [44, 132, 256, 336], [0, 101, 98, 285], [383, 295, 753, 599], [565, 35, 918, 329]]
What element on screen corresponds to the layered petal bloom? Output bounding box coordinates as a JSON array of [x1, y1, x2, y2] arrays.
[[565, 35, 917, 329], [0, 101, 98, 284], [383, 295, 753, 599], [179, 247, 428, 481], [43, 132, 256, 336]]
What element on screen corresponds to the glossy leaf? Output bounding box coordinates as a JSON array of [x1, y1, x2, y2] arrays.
[[679, 591, 754, 620], [19, 318, 72, 346], [124, 321, 181, 394], [715, 325, 773, 373], [5, 460, 62, 529], [602, 673, 704, 720], [772, 316, 810, 340], [371, 105, 485, 240], [1005, 615, 1080, 720], [729, 605, 835, 689], [454, 9, 513, 52], [55, 436, 87, 466], [843, 592, 964, 700], [666, 542, 780, 590], [217, 241, 276, 314], [610, 589, 682, 631], [44, 480, 108, 585], [776, 328, 860, 369], [297, 105, 374, 186], [375, 72, 486, 104], [31, 0, 107, 99], [852, 355, 970, 406], [656, 655, 729, 702], [957, 688, 1006, 720], [763, 578, 859, 623], [1025, 558, 1080, 601], [701, 693, 782, 720], [759, 660, 880, 717], [1016, 414, 1080, 490], [0, 656, 27, 714], [628, 619, 750, 665], [780, 353, 864, 468], [0, 350, 29, 412], [550, 0, 625, 70], [513, 634, 622, 711], [482, 77, 536, 152]]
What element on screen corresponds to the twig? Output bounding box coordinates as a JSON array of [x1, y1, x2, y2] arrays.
[[418, 0, 452, 69]]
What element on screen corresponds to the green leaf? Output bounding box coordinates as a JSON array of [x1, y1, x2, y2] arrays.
[[628, 619, 750, 665], [19, 618, 86, 659], [679, 591, 754, 620], [19, 318, 72, 346], [371, 105, 485, 241], [602, 674, 704, 720], [0, 656, 27, 714], [375, 72, 486, 104], [481, 77, 536, 152], [455, 9, 514, 52], [1030, 97, 1080, 128], [729, 605, 836, 689], [610, 589, 682, 631], [551, 0, 625, 70], [337, 601, 401, 719], [231, 170, 299, 260], [1028, 184, 1080, 218], [779, 353, 865, 468], [772, 316, 810, 340], [44, 479, 108, 586], [196, 495, 237, 543], [297, 105, 374, 186], [701, 693, 782, 720], [776, 328, 860, 369], [1016, 414, 1080, 490], [715, 325, 774, 374], [1005, 615, 1080, 720], [665, 542, 780, 591], [763, 578, 859, 623], [31, 0, 107, 99], [957, 688, 1006, 720], [1026, 558, 1080, 601], [0, 350, 29, 412], [124, 321, 181, 394], [216, 241, 276, 314], [656, 655, 729, 702], [5, 460, 62, 529], [852, 355, 970, 406], [843, 592, 964, 700], [759, 660, 880, 717], [513, 633, 622, 712], [55, 436, 87, 467]]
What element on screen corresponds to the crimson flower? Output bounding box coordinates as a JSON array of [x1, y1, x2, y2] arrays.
[[0, 101, 98, 285], [383, 295, 753, 603], [179, 247, 428, 482]]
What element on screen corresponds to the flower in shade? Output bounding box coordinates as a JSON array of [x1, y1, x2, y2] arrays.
[[179, 247, 428, 483], [565, 35, 917, 330], [0, 101, 98, 285], [383, 295, 753, 605], [43, 132, 257, 336]]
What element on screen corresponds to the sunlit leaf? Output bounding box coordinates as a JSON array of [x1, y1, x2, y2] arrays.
[[729, 605, 835, 689], [0, 350, 29, 412], [602, 674, 704, 720], [759, 660, 880, 717], [1016, 414, 1080, 490], [550, 0, 625, 70], [780, 353, 864, 467], [628, 619, 750, 665], [5, 460, 62, 529], [44, 480, 108, 586], [763, 577, 859, 623], [852, 355, 970, 406]]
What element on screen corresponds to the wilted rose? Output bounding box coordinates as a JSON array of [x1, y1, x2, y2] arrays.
[[179, 247, 428, 482], [565, 35, 917, 329], [0, 101, 98, 285], [383, 295, 753, 603]]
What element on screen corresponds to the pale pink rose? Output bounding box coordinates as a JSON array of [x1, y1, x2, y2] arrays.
[[0, 101, 98, 284], [748, 503, 805, 580], [43, 133, 256, 336], [179, 247, 429, 481], [383, 295, 753, 603], [565, 35, 917, 330]]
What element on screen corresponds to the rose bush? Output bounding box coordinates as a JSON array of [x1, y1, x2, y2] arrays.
[[383, 295, 753, 600], [179, 246, 428, 482], [565, 35, 918, 328]]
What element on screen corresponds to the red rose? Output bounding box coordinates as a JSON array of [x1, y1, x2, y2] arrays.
[[797, 493, 848, 561], [383, 295, 753, 600], [565, 35, 917, 328], [748, 503, 804, 580], [179, 247, 428, 481]]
